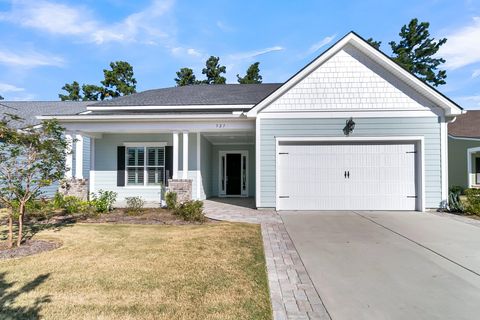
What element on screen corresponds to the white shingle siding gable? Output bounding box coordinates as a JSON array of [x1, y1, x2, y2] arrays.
[[262, 44, 432, 112]]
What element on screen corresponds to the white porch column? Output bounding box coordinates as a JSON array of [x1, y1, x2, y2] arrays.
[[182, 131, 189, 179], [89, 138, 95, 194], [65, 133, 73, 179], [75, 134, 84, 179], [173, 132, 179, 179]]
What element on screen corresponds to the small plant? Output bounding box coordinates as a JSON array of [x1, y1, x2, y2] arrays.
[[52, 192, 66, 210], [91, 190, 117, 213], [448, 186, 465, 213], [165, 191, 177, 210], [174, 200, 206, 223], [125, 196, 145, 215], [464, 188, 480, 215]]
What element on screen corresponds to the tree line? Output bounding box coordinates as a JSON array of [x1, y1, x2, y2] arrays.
[[58, 18, 448, 101]]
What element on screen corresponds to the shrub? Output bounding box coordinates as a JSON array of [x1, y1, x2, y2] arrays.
[[165, 192, 177, 210], [52, 192, 66, 210], [125, 196, 145, 215], [448, 186, 465, 213], [174, 200, 206, 223], [91, 190, 117, 213], [464, 188, 480, 215]]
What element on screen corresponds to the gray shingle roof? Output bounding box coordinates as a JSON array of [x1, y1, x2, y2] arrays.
[[91, 83, 282, 106], [0, 101, 90, 128]]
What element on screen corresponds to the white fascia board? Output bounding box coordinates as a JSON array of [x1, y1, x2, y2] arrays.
[[36, 113, 247, 121], [448, 135, 480, 141], [86, 104, 254, 111], [247, 32, 463, 117], [257, 109, 440, 119]]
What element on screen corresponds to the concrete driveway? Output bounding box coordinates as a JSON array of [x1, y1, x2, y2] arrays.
[[280, 211, 480, 320]]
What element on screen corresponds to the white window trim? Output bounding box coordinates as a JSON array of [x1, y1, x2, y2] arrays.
[[124, 143, 167, 188], [467, 147, 480, 188]]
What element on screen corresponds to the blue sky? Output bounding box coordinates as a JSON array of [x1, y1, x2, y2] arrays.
[[0, 0, 479, 109]]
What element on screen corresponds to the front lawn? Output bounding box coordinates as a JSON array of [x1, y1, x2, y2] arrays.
[[0, 222, 272, 320]]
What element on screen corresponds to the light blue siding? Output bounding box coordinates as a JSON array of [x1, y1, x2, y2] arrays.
[[259, 117, 442, 208], [94, 133, 174, 205], [83, 136, 91, 179], [211, 144, 256, 197]]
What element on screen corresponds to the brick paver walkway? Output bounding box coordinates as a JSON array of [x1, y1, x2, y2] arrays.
[[204, 198, 330, 320]]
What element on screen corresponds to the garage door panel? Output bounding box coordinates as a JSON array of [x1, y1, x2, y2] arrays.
[[277, 142, 417, 211]]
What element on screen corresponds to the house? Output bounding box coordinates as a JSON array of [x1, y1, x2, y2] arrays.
[[448, 110, 480, 190], [0, 101, 91, 197], [38, 32, 464, 211]]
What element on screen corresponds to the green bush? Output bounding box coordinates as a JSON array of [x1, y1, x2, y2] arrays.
[[91, 190, 117, 213], [465, 188, 480, 215], [125, 196, 145, 215], [448, 186, 465, 213], [165, 192, 177, 210], [174, 200, 206, 223], [52, 192, 66, 210]]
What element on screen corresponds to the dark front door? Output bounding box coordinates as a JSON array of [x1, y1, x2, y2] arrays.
[[226, 153, 241, 195]]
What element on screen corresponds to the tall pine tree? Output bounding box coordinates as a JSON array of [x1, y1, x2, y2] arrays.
[[175, 67, 198, 86], [237, 62, 263, 84], [389, 18, 447, 87], [202, 56, 226, 84]]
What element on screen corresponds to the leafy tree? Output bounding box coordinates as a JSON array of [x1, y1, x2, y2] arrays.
[[175, 67, 198, 86], [389, 18, 447, 87], [100, 61, 137, 99], [366, 38, 382, 50], [237, 62, 263, 84], [0, 115, 68, 247], [59, 81, 82, 101], [202, 56, 226, 84], [82, 84, 103, 101]]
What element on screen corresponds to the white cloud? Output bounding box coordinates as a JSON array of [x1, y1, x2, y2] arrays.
[[0, 49, 64, 67], [472, 69, 480, 78], [216, 20, 234, 32], [441, 17, 480, 69], [305, 34, 336, 56], [228, 46, 284, 60], [455, 95, 480, 109], [0, 83, 24, 93], [187, 48, 201, 57], [0, 0, 175, 45]]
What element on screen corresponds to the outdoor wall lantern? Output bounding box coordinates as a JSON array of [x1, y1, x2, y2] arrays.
[[343, 117, 355, 136]]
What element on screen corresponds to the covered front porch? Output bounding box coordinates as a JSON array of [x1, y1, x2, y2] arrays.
[[62, 116, 256, 206]]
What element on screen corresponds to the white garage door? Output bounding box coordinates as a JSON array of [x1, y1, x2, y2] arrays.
[[277, 141, 418, 211]]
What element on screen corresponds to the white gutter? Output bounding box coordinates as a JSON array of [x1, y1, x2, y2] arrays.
[[86, 104, 254, 111], [36, 113, 250, 122]]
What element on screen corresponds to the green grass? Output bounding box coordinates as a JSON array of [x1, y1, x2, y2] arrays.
[[0, 222, 272, 320]]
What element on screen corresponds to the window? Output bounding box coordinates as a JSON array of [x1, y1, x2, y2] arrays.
[[126, 146, 165, 186]]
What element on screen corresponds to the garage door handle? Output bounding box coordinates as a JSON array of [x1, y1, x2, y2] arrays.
[[344, 171, 350, 179], [344, 171, 347, 178], [347, 171, 350, 179], [279, 196, 289, 199]]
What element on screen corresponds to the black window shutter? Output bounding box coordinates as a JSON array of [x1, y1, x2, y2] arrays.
[[165, 146, 173, 185], [117, 146, 126, 187]]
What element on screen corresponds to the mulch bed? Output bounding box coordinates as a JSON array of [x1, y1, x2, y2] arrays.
[[0, 239, 61, 260], [82, 208, 215, 225]]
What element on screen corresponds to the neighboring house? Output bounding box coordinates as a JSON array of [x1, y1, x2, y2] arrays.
[[448, 110, 480, 190], [0, 101, 90, 197], [39, 32, 463, 211]]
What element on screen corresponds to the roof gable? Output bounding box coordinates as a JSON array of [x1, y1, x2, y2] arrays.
[[248, 32, 463, 117]]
